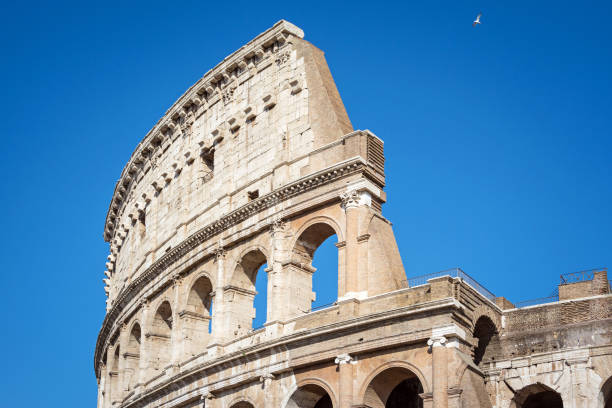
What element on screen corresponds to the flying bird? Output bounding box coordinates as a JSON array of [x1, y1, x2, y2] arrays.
[[473, 13, 482, 27]]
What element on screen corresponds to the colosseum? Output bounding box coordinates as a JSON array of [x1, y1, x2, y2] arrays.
[[95, 20, 612, 408]]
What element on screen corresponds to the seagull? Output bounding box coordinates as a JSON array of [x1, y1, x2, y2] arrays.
[[473, 12, 482, 27]]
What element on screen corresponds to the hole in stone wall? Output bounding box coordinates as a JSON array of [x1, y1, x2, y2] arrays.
[[248, 190, 259, 201]]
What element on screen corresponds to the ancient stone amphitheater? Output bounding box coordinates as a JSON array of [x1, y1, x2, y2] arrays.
[[95, 20, 612, 408]]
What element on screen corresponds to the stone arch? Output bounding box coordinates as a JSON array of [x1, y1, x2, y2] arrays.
[[289, 216, 344, 250], [227, 395, 257, 408], [110, 343, 121, 401], [284, 378, 337, 408], [124, 322, 141, 390], [600, 375, 612, 408], [472, 314, 500, 366], [185, 274, 214, 317], [359, 361, 430, 408], [181, 274, 214, 355], [470, 306, 501, 332], [148, 300, 173, 372], [226, 247, 269, 336], [510, 382, 564, 408], [277, 217, 342, 320]]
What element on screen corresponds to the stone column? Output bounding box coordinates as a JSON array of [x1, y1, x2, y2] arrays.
[[98, 363, 107, 408], [118, 322, 129, 396], [211, 245, 226, 341], [203, 393, 215, 408], [170, 276, 183, 368], [268, 218, 288, 322], [339, 190, 370, 299], [428, 336, 448, 408], [260, 373, 276, 408], [566, 357, 590, 408], [138, 299, 151, 385], [335, 353, 354, 408]]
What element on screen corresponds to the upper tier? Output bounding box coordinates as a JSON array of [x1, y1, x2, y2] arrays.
[[102, 20, 356, 304]]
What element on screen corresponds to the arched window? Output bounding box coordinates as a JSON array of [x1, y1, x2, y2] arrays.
[[124, 323, 141, 390], [150, 301, 172, 372], [289, 222, 339, 316], [286, 383, 333, 408], [473, 315, 499, 366], [110, 344, 121, 402], [228, 249, 268, 336], [183, 276, 214, 355], [511, 383, 563, 408], [363, 367, 424, 408], [600, 376, 612, 408]]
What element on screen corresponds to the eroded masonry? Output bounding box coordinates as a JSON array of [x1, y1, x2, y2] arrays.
[[95, 20, 612, 408]]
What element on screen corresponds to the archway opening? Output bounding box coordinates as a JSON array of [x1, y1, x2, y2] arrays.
[[150, 301, 172, 371], [512, 384, 563, 408], [473, 315, 498, 366], [124, 323, 141, 389], [364, 367, 423, 408], [231, 402, 254, 408], [287, 383, 333, 408], [111, 344, 120, 401], [229, 249, 268, 336], [183, 275, 214, 355], [601, 376, 612, 408], [292, 222, 339, 313]]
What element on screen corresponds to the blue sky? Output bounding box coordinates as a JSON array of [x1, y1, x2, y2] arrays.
[[1, 0, 610, 406]]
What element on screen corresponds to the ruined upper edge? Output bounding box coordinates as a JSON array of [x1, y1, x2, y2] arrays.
[[102, 20, 304, 242]]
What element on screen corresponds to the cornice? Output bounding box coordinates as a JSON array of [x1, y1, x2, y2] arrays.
[[95, 156, 372, 374], [103, 20, 304, 242]]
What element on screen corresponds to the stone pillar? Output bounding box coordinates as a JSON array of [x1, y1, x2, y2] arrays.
[[335, 353, 354, 408], [171, 276, 183, 367], [428, 336, 448, 408], [98, 363, 107, 408], [203, 393, 215, 408], [566, 357, 590, 408], [268, 219, 289, 322], [260, 373, 276, 408], [118, 322, 129, 396], [138, 299, 151, 385], [339, 190, 370, 300], [211, 245, 226, 341]]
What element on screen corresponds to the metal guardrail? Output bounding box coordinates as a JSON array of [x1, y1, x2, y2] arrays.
[[515, 267, 607, 308], [514, 295, 559, 308], [560, 267, 607, 284], [406, 268, 496, 302], [310, 301, 337, 312]]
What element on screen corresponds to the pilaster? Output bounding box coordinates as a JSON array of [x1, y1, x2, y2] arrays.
[[428, 336, 448, 408], [335, 353, 356, 408]]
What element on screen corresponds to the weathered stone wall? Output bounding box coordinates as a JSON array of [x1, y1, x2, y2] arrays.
[[95, 20, 612, 408]]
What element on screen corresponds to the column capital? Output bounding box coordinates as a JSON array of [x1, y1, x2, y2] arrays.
[[340, 190, 361, 209], [427, 336, 447, 348], [213, 244, 226, 260], [270, 217, 287, 234], [202, 392, 216, 401], [335, 353, 355, 365]]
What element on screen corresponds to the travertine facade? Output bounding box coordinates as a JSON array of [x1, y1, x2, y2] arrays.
[[95, 21, 612, 408]]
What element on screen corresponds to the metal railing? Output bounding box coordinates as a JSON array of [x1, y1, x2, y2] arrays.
[[406, 268, 496, 302], [560, 267, 607, 284], [514, 295, 559, 308]]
